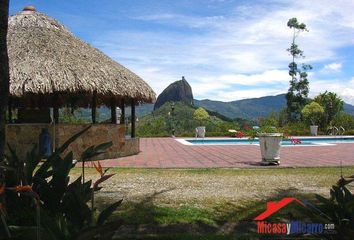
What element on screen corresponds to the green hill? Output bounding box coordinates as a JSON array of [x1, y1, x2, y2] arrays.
[[195, 94, 354, 120], [194, 94, 287, 120], [136, 102, 243, 137]]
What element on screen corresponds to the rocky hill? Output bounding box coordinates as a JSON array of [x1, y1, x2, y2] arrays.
[[154, 76, 193, 110]]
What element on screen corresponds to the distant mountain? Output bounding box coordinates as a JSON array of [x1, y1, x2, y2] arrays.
[[69, 93, 354, 122], [194, 94, 287, 120], [344, 102, 354, 115], [195, 94, 354, 120]]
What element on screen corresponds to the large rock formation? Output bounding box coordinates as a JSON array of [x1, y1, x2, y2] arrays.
[[154, 76, 194, 110]]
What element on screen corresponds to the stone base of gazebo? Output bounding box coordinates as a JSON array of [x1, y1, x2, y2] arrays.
[[5, 123, 139, 161]]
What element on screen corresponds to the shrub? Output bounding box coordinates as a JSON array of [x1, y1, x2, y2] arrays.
[[281, 122, 310, 136], [301, 102, 324, 125], [333, 112, 354, 132], [316, 175, 354, 238], [0, 126, 121, 239], [193, 107, 209, 126]]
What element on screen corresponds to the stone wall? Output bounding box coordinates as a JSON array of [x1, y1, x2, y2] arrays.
[[5, 124, 139, 160]]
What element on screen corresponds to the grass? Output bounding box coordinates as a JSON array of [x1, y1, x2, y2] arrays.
[[72, 166, 354, 239], [75, 165, 354, 176]]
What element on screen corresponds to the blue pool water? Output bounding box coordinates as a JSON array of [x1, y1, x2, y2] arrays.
[[185, 137, 354, 146]]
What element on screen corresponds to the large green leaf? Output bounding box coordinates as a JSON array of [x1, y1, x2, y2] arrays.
[[61, 181, 92, 230], [96, 199, 122, 226], [50, 152, 74, 206], [35, 126, 91, 179], [332, 185, 344, 204], [80, 146, 95, 162], [25, 145, 40, 184], [80, 141, 112, 162], [6, 143, 19, 166], [56, 126, 91, 154], [94, 142, 113, 154]]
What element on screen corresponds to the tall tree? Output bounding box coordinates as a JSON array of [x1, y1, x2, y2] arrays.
[[0, 0, 10, 160], [286, 18, 312, 121]]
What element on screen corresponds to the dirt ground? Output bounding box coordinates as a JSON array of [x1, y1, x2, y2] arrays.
[[72, 167, 349, 206]]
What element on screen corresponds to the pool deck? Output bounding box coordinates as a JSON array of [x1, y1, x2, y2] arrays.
[[97, 137, 354, 168]]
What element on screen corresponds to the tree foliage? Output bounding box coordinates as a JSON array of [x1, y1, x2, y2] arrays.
[[193, 107, 209, 122], [286, 17, 312, 121], [314, 91, 344, 126], [333, 112, 354, 131], [137, 102, 241, 137], [315, 175, 354, 238], [301, 102, 324, 125]]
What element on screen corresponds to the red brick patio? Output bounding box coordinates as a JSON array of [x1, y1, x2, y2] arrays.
[[98, 138, 354, 168]]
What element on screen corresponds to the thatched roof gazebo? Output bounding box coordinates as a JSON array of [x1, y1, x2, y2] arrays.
[[5, 6, 156, 160]]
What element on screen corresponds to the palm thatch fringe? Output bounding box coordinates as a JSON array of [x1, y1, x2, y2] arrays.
[[7, 7, 155, 107]]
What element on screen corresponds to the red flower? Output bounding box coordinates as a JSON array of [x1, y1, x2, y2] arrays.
[[9, 185, 40, 200], [93, 161, 103, 176], [235, 131, 245, 138], [15, 185, 32, 192]]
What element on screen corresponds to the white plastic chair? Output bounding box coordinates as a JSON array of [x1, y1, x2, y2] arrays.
[[195, 126, 206, 138]]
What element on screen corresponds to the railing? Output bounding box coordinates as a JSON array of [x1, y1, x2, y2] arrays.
[[327, 126, 345, 135]]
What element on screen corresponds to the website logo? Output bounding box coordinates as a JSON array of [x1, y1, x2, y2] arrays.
[[254, 197, 335, 236]]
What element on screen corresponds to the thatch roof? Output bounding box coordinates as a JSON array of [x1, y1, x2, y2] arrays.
[[7, 6, 155, 107]]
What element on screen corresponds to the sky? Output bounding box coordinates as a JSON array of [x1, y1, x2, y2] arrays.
[[9, 0, 354, 104]]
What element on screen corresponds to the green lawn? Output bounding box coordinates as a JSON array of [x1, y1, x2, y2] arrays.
[[71, 166, 354, 239]]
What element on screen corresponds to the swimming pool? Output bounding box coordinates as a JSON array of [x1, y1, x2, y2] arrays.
[[177, 136, 354, 146]]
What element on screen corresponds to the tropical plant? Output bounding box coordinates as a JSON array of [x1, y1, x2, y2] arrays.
[[333, 112, 354, 131], [301, 102, 324, 125], [260, 112, 279, 127], [246, 125, 280, 140], [0, 126, 121, 239], [286, 17, 312, 121], [316, 175, 354, 239], [314, 91, 344, 127]]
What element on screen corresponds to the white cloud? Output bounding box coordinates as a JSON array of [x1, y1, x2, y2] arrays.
[[91, 0, 354, 104], [310, 77, 354, 104], [323, 63, 342, 72], [217, 70, 289, 86]]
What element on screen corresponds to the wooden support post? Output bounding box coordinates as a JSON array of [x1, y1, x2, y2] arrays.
[[91, 91, 97, 124], [131, 99, 136, 138], [53, 94, 59, 124], [120, 99, 125, 125], [110, 98, 117, 124]]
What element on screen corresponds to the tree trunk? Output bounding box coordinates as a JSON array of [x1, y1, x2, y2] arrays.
[[0, 0, 10, 160]]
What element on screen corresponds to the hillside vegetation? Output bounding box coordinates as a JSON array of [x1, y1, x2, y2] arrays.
[[136, 102, 242, 137], [195, 94, 354, 120]]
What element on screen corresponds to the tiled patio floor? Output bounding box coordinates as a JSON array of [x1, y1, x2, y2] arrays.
[[98, 138, 354, 168]]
